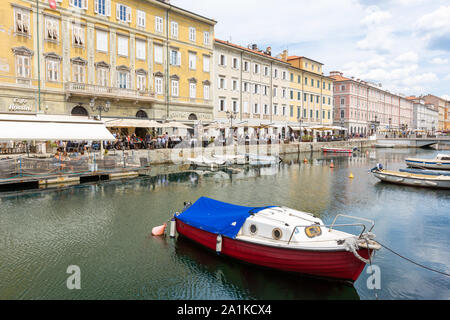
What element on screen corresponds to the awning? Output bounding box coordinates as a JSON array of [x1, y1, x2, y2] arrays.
[[161, 121, 192, 129], [0, 114, 115, 141], [105, 118, 164, 128]]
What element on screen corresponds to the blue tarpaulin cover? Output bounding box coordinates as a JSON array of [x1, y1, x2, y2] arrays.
[[176, 197, 274, 239]]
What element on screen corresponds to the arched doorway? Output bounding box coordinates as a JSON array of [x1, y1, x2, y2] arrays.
[[188, 113, 198, 121], [135, 110, 149, 139], [71, 105, 88, 116]]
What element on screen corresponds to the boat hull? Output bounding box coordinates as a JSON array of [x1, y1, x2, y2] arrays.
[[405, 159, 450, 170], [372, 171, 450, 189], [321, 147, 353, 154], [176, 219, 371, 282]]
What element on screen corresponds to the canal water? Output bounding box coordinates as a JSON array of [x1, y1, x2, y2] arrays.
[[0, 148, 449, 300]]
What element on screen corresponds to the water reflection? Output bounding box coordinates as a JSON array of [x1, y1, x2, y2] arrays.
[[0, 148, 449, 300]]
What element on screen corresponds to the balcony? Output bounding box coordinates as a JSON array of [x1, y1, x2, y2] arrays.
[[64, 82, 156, 103]]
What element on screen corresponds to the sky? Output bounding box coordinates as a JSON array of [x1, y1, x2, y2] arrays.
[[171, 0, 450, 100]]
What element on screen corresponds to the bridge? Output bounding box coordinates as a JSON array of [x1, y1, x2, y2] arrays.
[[377, 137, 450, 148]]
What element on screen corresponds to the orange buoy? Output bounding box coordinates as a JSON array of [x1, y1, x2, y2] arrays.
[[152, 223, 167, 236], [303, 158, 308, 163], [330, 160, 334, 168]]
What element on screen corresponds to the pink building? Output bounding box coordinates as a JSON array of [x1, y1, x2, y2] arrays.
[[330, 71, 413, 136]]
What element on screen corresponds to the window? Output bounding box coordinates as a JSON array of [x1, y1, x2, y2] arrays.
[[154, 45, 163, 64], [96, 30, 108, 52], [189, 83, 196, 98], [204, 85, 210, 100], [341, 110, 345, 119], [171, 80, 180, 97], [290, 73, 294, 82], [46, 59, 59, 82], [305, 77, 308, 86], [189, 27, 196, 42], [73, 64, 85, 83], [273, 104, 278, 115], [282, 105, 286, 116], [232, 100, 238, 113], [95, 0, 111, 16], [219, 99, 226, 112], [203, 55, 210, 72], [16, 55, 31, 79], [117, 71, 130, 89], [254, 103, 259, 114], [264, 66, 269, 76], [232, 57, 239, 69], [72, 25, 85, 46], [15, 9, 31, 36], [298, 75, 301, 83], [45, 17, 59, 41], [264, 104, 268, 115], [117, 36, 128, 56], [273, 69, 278, 78], [243, 61, 249, 72], [116, 4, 131, 23], [290, 90, 294, 100], [218, 77, 226, 89], [273, 87, 277, 97], [171, 21, 178, 38], [290, 105, 294, 117], [188, 52, 196, 70], [282, 71, 287, 80], [137, 10, 146, 28], [254, 64, 259, 74], [170, 49, 181, 66], [219, 54, 227, 66], [232, 79, 238, 91], [317, 80, 320, 88], [304, 93, 307, 102], [203, 31, 210, 45], [341, 85, 345, 91], [155, 16, 163, 33], [136, 39, 146, 60], [341, 98, 345, 105], [97, 67, 109, 86], [282, 88, 286, 99], [243, 82, 248, 92], [155, 77, 163, 94], [70, 0, 88, 9], [137, 74, 146, 91]]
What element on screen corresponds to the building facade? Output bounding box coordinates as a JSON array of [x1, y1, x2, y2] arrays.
[[330, 71, 413, 136], [422, 94, 447, 132], [408, 97, 439, 133], [213, 39, 291, 137], [284, 54, 334, 129], [0, 0, 216, 136]]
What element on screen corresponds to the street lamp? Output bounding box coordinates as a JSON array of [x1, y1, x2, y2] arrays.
[[298, 117, 303, 142], [226, 110, 238, 142], [90, 99, 111, 120]]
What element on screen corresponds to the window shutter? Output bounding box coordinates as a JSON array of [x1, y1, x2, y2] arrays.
[[106, 0, 111, 16], [116, 4, 120, 20], [94, 0, 98, 13], [69, 0, 74, 6], [126, 6, 131, 23], [177, 51, 181, 66], [82, 0, 88, 10]]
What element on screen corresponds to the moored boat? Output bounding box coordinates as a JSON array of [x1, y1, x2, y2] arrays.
[[187, 156, 226, 168], [172, 197, 380, 283], [322, 147, 358, 154], [375, 144, 395, 148], [405, 154, 450, 170], [247, 154, 280, 166], [370, 164, 450, 189]]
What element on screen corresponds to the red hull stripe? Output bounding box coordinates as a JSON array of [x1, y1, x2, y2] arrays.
[[176, 220, 370, 282]]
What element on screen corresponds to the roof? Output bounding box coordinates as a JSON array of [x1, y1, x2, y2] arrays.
[[287, 55, 324, 66], [214, 39, 289, 65], [329, 74, 352, 82]]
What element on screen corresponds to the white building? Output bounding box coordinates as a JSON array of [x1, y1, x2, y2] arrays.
[[410, 97, 439, 134], [212, 39, 291, 139]]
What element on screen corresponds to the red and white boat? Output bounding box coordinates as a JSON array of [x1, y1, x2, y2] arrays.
[[321, 146, 358, 154], [172, 197, 380, 283]]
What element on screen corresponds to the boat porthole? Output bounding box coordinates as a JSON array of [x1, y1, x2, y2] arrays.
[[249, 224, 257, 235], [272, 228, 282, 240]]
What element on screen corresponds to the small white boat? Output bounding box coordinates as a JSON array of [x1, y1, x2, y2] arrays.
[[174, 197, 380, 282], [370, 164, 450, 189], [187, 156, 226, 168], [322, 147, 358, 154], [247, 154, 280, 166], [212, 154, 247, 165], [405, 154, 450, 170]]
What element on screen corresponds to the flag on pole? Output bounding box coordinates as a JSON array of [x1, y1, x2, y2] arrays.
[[49, 0, 57, 9]]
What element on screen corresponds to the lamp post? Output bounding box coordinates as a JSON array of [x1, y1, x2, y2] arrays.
[[298, 117, 303, 142], [90, 99, 111, 121], [226, 110, 238, 144]]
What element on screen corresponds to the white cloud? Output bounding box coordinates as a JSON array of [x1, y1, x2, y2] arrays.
[[361, 6, 392, 26], [431, 57, 449, 65], [395, 51, 419, 63], [441, 94, 450, 101]]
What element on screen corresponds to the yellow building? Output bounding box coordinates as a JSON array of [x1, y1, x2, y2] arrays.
[[0, 0, 216, 136]]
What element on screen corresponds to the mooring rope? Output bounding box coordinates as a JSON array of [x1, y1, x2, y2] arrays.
[[376, 241, 450, 277]]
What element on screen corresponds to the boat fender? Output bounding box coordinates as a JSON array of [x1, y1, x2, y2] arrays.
[[169, 218, 176, 238], [216, 234, 223, 254]]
